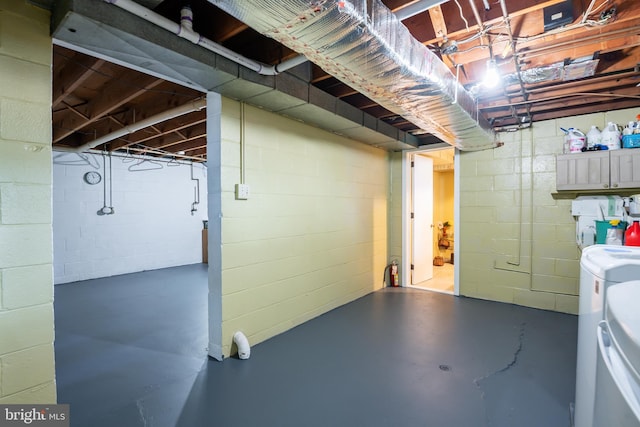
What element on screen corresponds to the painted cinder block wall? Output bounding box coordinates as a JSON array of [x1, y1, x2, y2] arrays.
[[52, 158, 208, 284], [459, 107, 640, 314], [219, 99, 388, 356], [0, 0, 56, 403], [388, 151, 403, 277]]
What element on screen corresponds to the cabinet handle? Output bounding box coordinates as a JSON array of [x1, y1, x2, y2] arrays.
[[613, 183, 619, 188], [603, 184, 609, 188]]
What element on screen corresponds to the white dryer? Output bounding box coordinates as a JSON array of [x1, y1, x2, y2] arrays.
[[575, 245, 640, 427], [593, 280, 640, 427]]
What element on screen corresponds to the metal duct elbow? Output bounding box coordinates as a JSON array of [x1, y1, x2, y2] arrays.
[[212, 0, 496, 151]]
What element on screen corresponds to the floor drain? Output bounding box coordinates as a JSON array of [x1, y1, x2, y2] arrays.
[[439, 364, 452, 372]]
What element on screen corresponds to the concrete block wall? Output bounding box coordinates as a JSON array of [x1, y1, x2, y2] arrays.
[[458, 107, 640, 314], [219, 99, 388, 356], [0, 0, 56, 403], [53, 156, 208, 284], [388, 151, 403, 280]]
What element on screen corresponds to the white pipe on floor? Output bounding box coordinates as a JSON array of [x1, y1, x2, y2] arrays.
[[233, 331, 251, 360], [72, 99, 207, 153], [103, 0, 307, 75]]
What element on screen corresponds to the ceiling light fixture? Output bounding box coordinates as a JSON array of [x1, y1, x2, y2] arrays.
[[483, 59, 500, 88]]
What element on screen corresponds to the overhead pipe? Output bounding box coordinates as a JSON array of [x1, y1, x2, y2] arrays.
[[103, 0, 307, 75], [467, 0, 492, 57], [393, 0, 447, 20], [498, 0, 532, 125], [467, 0, 485, 33], [55, 146, 206, 162], [72, 98, 207, 153]]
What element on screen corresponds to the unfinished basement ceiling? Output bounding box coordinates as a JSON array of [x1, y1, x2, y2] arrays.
[[50, 0, 640, 160]]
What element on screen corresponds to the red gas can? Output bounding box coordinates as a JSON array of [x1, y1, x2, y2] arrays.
[[625, 221, 640, 246]]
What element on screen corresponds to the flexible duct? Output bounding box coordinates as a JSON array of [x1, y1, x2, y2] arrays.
[[233, 331, 251, 360], [212, 0, 496, 150]]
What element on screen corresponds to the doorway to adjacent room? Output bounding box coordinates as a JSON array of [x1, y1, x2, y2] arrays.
[[404, 148, 458, 295]]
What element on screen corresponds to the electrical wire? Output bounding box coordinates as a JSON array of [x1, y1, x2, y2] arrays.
[[453, 0, 470, 32]]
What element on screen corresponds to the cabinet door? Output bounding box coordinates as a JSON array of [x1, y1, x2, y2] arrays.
[[556, 151, 610, 190], [610, 149, 640, 189]]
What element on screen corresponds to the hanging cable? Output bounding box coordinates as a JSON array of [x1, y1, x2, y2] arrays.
[[453, 0, 470, 32]]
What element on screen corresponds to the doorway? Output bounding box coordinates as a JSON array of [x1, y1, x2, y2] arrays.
[[403, 148, 458, 295]]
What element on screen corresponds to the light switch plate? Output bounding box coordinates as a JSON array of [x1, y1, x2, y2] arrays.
[[235, 183, 250, 200]]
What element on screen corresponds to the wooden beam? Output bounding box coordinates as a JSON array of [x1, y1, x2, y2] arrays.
[[421, 0, 567, 47], [429, 5, 447, 39], [53, 72, 164, 143], [53, 56, 105, 108]]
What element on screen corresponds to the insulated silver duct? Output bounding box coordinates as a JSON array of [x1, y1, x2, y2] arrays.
[[212, 0, 496, 150]]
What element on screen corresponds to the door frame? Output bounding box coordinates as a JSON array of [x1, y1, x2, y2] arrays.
[[410, 153, 434, 284], [401, 146, 460, 296]]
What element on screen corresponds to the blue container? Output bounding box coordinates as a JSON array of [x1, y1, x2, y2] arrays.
[[622, 134, 640, 148]]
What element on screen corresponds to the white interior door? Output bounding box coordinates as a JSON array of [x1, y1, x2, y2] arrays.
[[411, 154, 434, 284]]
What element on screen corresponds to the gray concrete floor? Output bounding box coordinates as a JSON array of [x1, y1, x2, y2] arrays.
[[54, 264, 578, 427]]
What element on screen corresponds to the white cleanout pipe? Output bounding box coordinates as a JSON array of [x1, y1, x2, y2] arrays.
[[103, 0, 307, 75], [233, 331, 251, 360], [72, 98, 207, 153], [394, 0, 448, 20]]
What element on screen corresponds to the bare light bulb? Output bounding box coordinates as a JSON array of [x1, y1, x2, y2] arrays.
[[483, 60, 500, 88]]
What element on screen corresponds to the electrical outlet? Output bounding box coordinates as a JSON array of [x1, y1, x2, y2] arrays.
[[235, 183, 250, 200]]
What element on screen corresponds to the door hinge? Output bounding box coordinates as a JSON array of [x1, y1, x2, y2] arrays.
[[411, 212, 414, 219], [411, 161, 415, 167], [411, 264, 414, 270]]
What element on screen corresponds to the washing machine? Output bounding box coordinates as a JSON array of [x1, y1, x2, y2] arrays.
[[575, 245, 640, 427], [593, 280, 640, 427]]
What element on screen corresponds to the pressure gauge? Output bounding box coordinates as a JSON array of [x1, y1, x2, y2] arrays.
[[83, 171, 102, 185]]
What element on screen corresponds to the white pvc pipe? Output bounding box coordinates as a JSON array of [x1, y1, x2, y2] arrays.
[[394, 0, 448, 20], [72, 98, 207, 153], [103, 0, 307, 75], [233, 331, 251, 360]]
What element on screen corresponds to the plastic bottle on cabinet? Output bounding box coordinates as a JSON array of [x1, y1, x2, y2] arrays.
[[625, 221, 640, 246], [586, 125, 602, 149], [561, 127, 586, 153], [606, 220, 623, 245], [601, 122, 621, 150]]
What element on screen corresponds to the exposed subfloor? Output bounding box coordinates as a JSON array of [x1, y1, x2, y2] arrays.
[[54, 264, 578, 427]]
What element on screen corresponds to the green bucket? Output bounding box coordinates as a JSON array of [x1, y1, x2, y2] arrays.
[[595, 220, 628, 244]]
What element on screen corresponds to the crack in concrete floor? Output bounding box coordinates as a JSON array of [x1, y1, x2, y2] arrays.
[[473, 322, 527, 426]]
